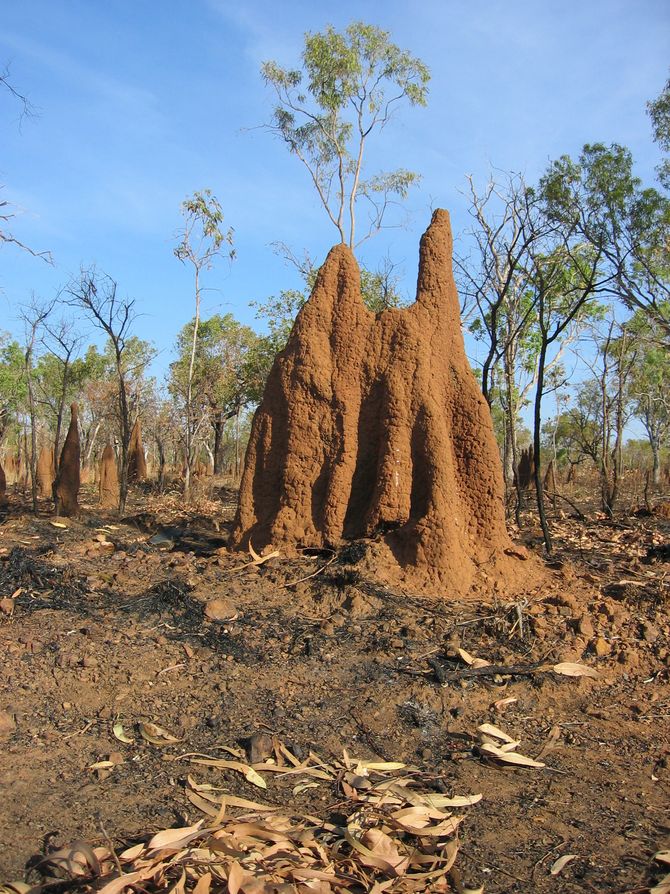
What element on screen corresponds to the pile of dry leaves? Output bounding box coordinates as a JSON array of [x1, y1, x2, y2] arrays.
[[3, 742, 489, 894]]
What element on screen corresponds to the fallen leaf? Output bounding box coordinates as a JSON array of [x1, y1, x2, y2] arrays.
[[50, 521, 68, 529], [244, 766, 267, 789], [112, 722, 134, 744], [477, 722, 518, 744], [550, 854, 578, 875], [651, 874, 670, 894], [493, 696, 517, 711], [147, 821, 204, 851], [139, 721, 181, 745], [192, 872, 212, 894], [88, 760, 115, 771], [552, 662, 599, 679], [479, 742, 545, 768]]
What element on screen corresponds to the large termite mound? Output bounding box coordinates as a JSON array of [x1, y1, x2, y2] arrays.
[[54, 404, 81, 517], [231, 209, 534, 597], [99, 444, 119, 508], [128, 419, 147, 482]]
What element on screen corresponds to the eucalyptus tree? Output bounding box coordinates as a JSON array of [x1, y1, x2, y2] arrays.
[[526, 239, 608, 549], [626, 311, 670, 485], [64, 268, 145, 511], [648, 75, 670, 189], [169, 314, 258, 477], [542, 143, 670, 341], [174, 190, 234, 498], [261, 21, 429, 249]]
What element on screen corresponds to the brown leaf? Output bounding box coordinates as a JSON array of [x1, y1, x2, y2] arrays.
[[147, 821, 204, 851], [479, 742, 545, 768], [138, 721, 181, 745], [552, 662, 599, 679], [550, 854, 578, 875]]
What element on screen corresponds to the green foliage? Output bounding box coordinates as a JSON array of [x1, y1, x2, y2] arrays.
[[0, 333, 26, 440], [170, 314, 260, 419], [647, 75, 670, 189], [174, 190, 234, 268], [541, 143, 670, 338], [262, 21, 429, 247]]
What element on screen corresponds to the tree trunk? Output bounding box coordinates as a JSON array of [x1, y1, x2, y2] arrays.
[[213, 412, 225, 475], [533, 340, 552, 552]]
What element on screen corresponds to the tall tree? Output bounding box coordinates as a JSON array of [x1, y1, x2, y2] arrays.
[[262, 22, 429, 248], [169, 314, 258, 476], [626, 311, 670, 484], [647, 75, 670, 189], [542, 143, 670, 341], [174, 190, 234, 498], [527, 240, 606, 549], [64, 268, 143, 512]]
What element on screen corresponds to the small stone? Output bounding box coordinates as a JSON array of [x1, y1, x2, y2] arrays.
[[247, 731, 274, 763], [108, 751, 124, 765], [321, 621, 335, 636], [641, 621, 659, 644], [82, 655, 98, 668], [556, 593, 579, 611], [593, 637, 611, 658], [204, 597, 237, 621], [0, 598, 14, 615], [578, 615, 595, 638]]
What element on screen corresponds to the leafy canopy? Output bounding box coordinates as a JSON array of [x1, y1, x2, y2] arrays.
[[262, 22, 430, 248]]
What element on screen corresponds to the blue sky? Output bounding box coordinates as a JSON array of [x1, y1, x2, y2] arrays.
[[1, 0, 668, 377]]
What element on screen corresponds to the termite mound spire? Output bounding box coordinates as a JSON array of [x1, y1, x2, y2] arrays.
[[231, 210, 537, 597]]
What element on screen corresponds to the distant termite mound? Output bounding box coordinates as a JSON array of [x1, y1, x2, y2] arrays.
[[128, 419, 147, 482], [37, 445, 55, 498], [99, 444, 119, 509], [231, 210, 538, 597], [0, 459, 6, 507], [54, 404, 81, 517]]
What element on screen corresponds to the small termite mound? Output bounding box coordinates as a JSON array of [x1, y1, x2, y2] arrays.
[[99, 444, 119, 509], [231, 210, 539, 597], [37, 445, 55, 499], [128, 419, 147, 482]]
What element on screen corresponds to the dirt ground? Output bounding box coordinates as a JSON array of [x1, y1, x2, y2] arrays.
[[0, 477, 668, 893]]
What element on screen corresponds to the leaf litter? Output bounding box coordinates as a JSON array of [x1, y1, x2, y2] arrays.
[[20, 741, 486, 894]]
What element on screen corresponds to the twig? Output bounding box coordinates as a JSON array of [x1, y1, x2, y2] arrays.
[[544, 490, 587, 521], [96, 813, 123, 877], [280, 554, 337, 589]]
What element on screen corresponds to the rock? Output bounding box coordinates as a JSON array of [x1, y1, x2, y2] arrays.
[[231, 210, 536, 598], [578, 614, 595, 638], [99, 444, 119, 508], [127, 419, 148, 482], [247, 731, 274, 764], [204, 597, 237, 621], [54, 403, 81, 517], [593, 637, 611, 658], [0, 598, 14, 616], [641, 621, 659, 643]]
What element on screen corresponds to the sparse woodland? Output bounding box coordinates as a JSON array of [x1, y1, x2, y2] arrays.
[[1, 22, 669, 894]]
